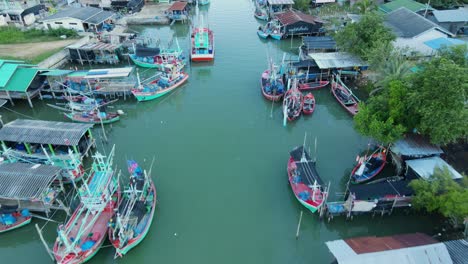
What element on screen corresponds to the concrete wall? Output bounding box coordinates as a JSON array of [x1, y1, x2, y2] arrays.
[[0, 15, 7, 26], [394, 29, 448, 56], [44, 17, 85, 31], [23, 13, 35, 25]]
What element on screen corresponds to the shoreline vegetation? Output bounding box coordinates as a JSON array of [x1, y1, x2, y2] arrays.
[[0, 26, 78, 44]]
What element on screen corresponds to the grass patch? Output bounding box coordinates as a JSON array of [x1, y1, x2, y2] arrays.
[[0, 26, 78, 44], [1, 47, 64, 64]]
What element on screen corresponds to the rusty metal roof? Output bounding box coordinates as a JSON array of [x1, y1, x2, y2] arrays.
[[0, 162, 60, 200], [275, 10, 322, 26], [167, 1, 187, 11], [267, 0, 295, 4], [0, 119, 93, 146], [345, 233, 438, 254]]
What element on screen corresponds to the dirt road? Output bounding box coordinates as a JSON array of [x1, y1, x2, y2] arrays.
[[0, 39, 77, 59]]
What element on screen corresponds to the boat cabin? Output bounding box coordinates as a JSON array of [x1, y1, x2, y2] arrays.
[[0, 119, 95, 165], [266, 0, 294, 18], [0, 162, 63, 214], [274, 10, 324, 38], [166, 1, 189, 22]]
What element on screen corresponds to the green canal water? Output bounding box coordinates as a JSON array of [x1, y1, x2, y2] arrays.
[[0, 1, 442, 263]]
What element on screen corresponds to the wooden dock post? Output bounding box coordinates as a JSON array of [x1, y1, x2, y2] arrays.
[[296, 210, 303, 240]]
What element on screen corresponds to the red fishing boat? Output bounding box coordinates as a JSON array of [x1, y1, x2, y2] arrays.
[[287, 145, 325, 213], [350, 147, 387, 184], [302, 93, 315, 115], [298, 80, 329, 91], [261, 68, 285, 102], [0, 207, 32, 233], [331, 82, 358, 116], [282, 85, 303, 121]]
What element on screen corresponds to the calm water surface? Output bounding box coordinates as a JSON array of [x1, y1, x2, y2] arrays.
[[0, 1, 440, 263]]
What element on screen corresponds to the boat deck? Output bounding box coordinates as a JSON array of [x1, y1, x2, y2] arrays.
[[289, 146, 324, 186]]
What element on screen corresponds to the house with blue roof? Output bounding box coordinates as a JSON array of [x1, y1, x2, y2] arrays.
[[427, 8, 468, 35]]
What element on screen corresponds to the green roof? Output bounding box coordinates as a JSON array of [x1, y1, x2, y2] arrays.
[[40, 69, 73, 76], [379, 0, 431, 13], [0, 59, 25, 68], [1, 68, 39, 92], [0, 63, 20, 88]]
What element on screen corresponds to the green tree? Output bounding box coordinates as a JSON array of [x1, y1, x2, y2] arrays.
[[409, 167, 468, 227], [416, 0, 460, 9], [438, 45, 468, 67], [354, 0, 377, 14], [408, 57, 468, 145], [335, 13, 395, 61], [354, 80, 409, 144], [294, 0, 310, 12]]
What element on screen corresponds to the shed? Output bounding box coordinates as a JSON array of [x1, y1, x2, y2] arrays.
[[308, 52, 366, 70], [66, 42, 122, 65], [274, 10, 324, 37], [428, 8, 468, 35], [348, 180, 413, 201], [42, 6, 115, 32], [385, 7, 453, 55], [378, 0, 432, 14], [266, 0, 294, 17], [300, 36, 336, 59], [0, 60, 48, 108], [406, 156, 463, 180], [326, 233, 453, 264], [0, 162, 62, 213], [391, 135, 443, 159], [166, 1, 189, 22]]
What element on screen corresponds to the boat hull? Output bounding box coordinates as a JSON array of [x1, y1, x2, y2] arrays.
[[331, 82, 358, 116], [257, 30, 269, 39], [283, 88, 303, 121], [109, 181, 157, 257], [298, 81, 330, 91], [132, 73, 189, 102], [351, 150, 387, 184], [129, 56, 163, 69], [270, 34, 282, 40], [287, 157, 323, 213], [191, 54, 214, 62], [0, 216, 32, 233], [302, 93, 315, 115], [64, 113, 120, 124], [254, 13, 268, 21], [260, 70, 284, 102]]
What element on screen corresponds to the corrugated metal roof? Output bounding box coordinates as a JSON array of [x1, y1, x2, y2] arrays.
[[327, 237, 453, 264], [385, 7, 452, 38], [0, 119, 93, 146], [391, 135, 443, 157], [275, 10, 321, 26], [0, 63, 19, 88], [424, 37, 467, 50], [0, 162, 60, 200], [167, 1, 188, 11], [1, 68, 38, 92], [302, 36, 336, 50], [308, 52, 366, 69], [267, 0, 295, 4], [42, 6, 114, 24], [40, 70, 73, 76], [406, 157, 462, 180], [444, 239, 468, 264], [345, 233, 438, 254], [379, 0, 430, 13], [432, 8, 468, 23], [349, 180, 413, 200]]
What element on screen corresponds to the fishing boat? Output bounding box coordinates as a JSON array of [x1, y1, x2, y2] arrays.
[[298, 80, 329, 91], [109, 160, 156, 257], [191, 18, 215, 62], [257, 20, 282, 40], [287, 145, 326, 213], [302, 93, 315, 115], [132, 66, 189, 102], [331, 81, 358, 116], [261, 62, 285, 101], [65, 110, 121, 124], [129, 43, 185, 70], [282, 83, 303, 121], [254, 0, 268, 21], [350, 147, 387, 184], [53, 148, 119, 264], [0, 206, 32, 233]]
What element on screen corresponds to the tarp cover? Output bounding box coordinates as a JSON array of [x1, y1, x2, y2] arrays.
[[135, 45, 161, 57]]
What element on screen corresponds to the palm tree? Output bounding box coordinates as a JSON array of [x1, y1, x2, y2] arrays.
[[355, 0, 377, 14]]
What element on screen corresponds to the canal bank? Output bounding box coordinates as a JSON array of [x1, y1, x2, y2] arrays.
[[0, 1, 443, 263]]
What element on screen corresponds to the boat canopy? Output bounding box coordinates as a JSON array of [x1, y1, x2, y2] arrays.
[[135, 45, 161, 57], [0, 162, 60, 201], [195, 31, 209, 49], [0, 119, 93, 146]]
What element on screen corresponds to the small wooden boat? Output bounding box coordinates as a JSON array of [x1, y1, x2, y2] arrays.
[[261, 68, 285, 101], [132, 68, 189, 102], [0, 207, 32, 233], [298, 80, 329, 91], [257, 21, 282, 40], [65, 110, 121, 124], [351, 147, 387, 184], [302, 93, 315, 115], [53, 148, 119, 264], [331, 81, 358, 116], [191, 19, 215, 62], [254, 0, 268, 21], [288, 145, 325, 213], [283, 85, 303, 121], [109, 161, 156, 257]]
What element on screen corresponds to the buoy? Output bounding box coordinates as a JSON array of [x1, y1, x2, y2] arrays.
[[117, 110, 124, 115]]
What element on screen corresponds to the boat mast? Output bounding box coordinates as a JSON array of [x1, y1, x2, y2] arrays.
[[301, 133, 307, 162]]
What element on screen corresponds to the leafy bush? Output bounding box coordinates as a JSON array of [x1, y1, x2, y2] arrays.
[[0, 26, 78, 44]]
